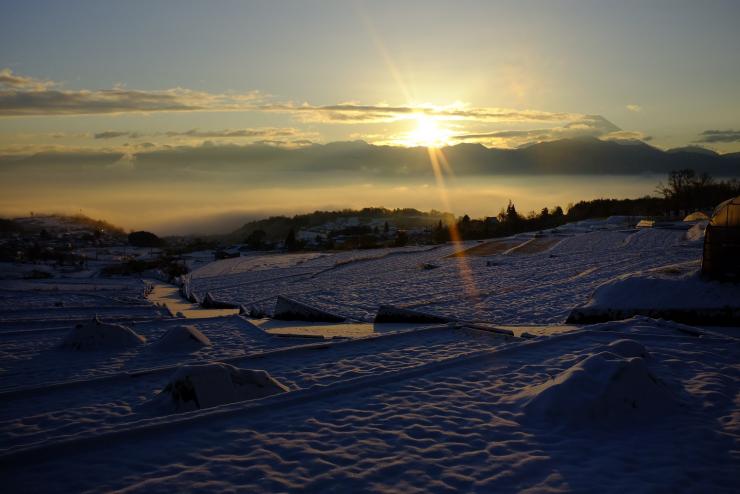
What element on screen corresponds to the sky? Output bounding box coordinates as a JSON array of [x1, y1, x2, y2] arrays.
[[1, 0, 739, 233]]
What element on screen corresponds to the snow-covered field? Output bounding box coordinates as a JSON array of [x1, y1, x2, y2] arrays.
[[187, 226, 704, 324], [1, 223, 738, 492]]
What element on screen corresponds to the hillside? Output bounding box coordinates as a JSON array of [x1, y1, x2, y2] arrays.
[[229, 208, 456, 243]]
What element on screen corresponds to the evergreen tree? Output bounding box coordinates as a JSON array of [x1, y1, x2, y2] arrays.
[[505, 200, 520, 223], [284, 228, 298, 251], [245, 230, 266, 250]]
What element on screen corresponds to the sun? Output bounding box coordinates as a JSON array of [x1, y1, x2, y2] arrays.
[[404, 114, 453, 148]]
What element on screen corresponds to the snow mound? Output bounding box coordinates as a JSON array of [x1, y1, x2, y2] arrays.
[[602, 339, 649, 358], [567, 265, 740, 325], [605, 215, 639, 227], [522, 351, 676, 424], [273, 295, 345, 322], [59, 316, 146, 351], [151, 362, 289, 412], [686, 220, 708, 242], [152, 324, 212, 352]]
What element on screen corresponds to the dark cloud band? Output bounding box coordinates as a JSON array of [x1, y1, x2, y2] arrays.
[[696, 130, 740, 143]]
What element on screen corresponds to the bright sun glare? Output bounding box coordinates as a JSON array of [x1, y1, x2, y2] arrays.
[[405, 115, 453, 148]]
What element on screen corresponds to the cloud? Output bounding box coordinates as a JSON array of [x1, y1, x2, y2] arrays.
[[696, 129, 740, 143], [94, 131, 141, 139], [0, 69, 263, 116], [626, 104, 642, 112], [0, 68, 652, 153], [0, 67, 605, 153], [0, 88, 263, 116], [602, 130, 653, 142], [452, 115, 626, 148], [0, 68, 55, 90], [91, 127, 313, 147], [262, 102, 580, 124], [162, 128, 301, 138]]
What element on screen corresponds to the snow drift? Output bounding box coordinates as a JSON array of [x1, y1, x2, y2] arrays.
[[150, 362, 289, 412], [686, 220, 708, 242], [602, 338, 650, 358], [59, 316, 146, 351], [521, 350, 675, 425], [152, 324, 212, 352], [567, 265, 740, 325]]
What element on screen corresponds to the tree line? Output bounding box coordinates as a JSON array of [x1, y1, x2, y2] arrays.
[[440, 169, 739, 242]]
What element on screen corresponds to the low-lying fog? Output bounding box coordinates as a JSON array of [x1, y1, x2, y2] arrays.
[[0, 172, 664, 235]]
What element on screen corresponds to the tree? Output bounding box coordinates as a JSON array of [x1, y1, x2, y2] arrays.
[[128, 231, 162, 248], [394, 230, 409, 247], [284, 228, 299, 251], [657, 169, 697, 198], [505, 200, 520, 223], [657, 169, 720, 212], [433, 220, 449, 243], [245, 230, 267, 250]]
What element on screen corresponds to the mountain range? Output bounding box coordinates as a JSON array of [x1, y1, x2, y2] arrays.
[[2, 137, 739, 179], [132, 137, 740, 177]]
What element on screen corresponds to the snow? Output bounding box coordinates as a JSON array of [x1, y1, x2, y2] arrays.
[[0, 220, 738, 492], [152, 324, 212, 352], [253, 319, 429, 338], [273, 294, 346, 322], [201, 291, 239, 309], [185, 226, 700, 324], [568, 263, 740, 324], [520, 350, 676, 425], [148, 362, 288, 412], [374, 305, 453, 323], [145, 280, 239, 318], [686, 220, 708, 242], [577, 263, 740, 310], [2, 319, 737, 492], [603, 338, 650, 358], [59, 317, 146, 350]]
